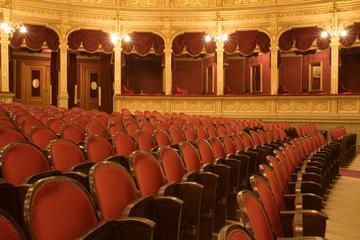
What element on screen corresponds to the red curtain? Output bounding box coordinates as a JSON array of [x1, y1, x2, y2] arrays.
[[224, 31, 270, 55], [100, 54, 113, 113], [279, 27, 330, 51], [340, 23, 360, 47], [122, 32, 164, 55], [10, 24, 59, 51], [67, 52, 77, 108], [50, 51, 59, 106], [172, 32, 216, 56], [68, 29, 113, 52]]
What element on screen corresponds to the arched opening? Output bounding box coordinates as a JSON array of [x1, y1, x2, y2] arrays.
[[278, 27, 331, 95], [67, 29, 114, 112], [339, 23, 360, 94], [121, 32, 164, 95], [9, 24, 59, 106], [224, 30, 271, 95], [172, 32, 216, 95]]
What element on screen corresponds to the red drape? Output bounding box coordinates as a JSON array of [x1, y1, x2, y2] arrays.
[[10, 25, 59, 51], [340, 23, 360, 47], [50, 51, 59, 106], [172, 32, 216, 56], [67, 52, 77, 108], [224, 31, 270, 55], [122, 32, 164, 55], [100, 54, 113, 113], [279, 27, 330, 51], [68, 29, 113, 52]]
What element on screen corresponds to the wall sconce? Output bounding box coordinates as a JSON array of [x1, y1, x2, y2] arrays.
[[110, 32, 131, 44]]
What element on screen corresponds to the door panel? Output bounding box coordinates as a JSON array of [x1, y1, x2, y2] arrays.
[[79, 63, 101, 110]]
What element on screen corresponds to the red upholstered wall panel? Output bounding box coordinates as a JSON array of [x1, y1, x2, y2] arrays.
[[279, 49, 330, 94], [226, 58, 245, 94], [279, 57, 302, 94], [172, 60, 203, 95], [340, 53, 360, 93], [125, 60, 163, 94]]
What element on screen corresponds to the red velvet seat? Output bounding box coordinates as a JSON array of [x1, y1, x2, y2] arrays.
[[85, 135, 114, 163], [89, 161, 138, 220], [108, 123, 124, 136], [61, 124, 86, 143], [28, 126, 57, 151], [86, 123, 107, 137], [0, 119, 16, 129], [153, 129, 171, 147], [48, 118, 66, 135], [183, 127, 197, 143], [218, 224, 253, 240], [24, 176, 98, 240], [0, 127, 26, 149], [157, 146, 187, 182], [48, 139, 86, 171], [134, 130, 156, 152], [168, 127, 185, 144], [125, 121, 140, 137], [0, 210, 26, 240], [1, 142, 49, 185], [112, 132, 137, 158], [20, 117, 43, 137]]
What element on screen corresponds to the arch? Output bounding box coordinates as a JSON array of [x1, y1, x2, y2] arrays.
[[171, 32, 216, 57], [67, 28, 114, 53], [122, 32, 165, 56]]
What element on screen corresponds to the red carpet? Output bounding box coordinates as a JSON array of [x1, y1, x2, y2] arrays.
[[340, 168, 360, 178]]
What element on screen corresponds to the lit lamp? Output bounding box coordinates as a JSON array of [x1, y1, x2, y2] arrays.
[[0, 22, 27, 38], [205, 33, 228, 42], [110, 32, 131, 44], [320, 29, 347, 39]]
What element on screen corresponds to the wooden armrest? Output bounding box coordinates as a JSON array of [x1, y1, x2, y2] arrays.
[[284, 193, 323, 211]]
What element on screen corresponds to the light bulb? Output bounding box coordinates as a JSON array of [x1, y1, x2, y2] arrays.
[[19, 25, 27, 33], [221, 33, 228, 41], [1, 22, 11, 33], [205, 34, 212, 42], [110, 33, 119, 44], [123, 34, 131, 42], [340, 29, 347, 37], [320, 31, 329, 38]]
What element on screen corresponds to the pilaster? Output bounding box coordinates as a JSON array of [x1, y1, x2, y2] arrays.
[[330, 36, 340, 94], [270, 44, 279, 95], [58, 41, 68, 108], [216, 40, 224, 95]]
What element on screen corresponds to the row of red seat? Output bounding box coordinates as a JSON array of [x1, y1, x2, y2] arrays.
[[0, 102, 342, 240]]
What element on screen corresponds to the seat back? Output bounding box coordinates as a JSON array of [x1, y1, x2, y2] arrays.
[[61, 124, 85, 143], [135, 130, 156, 152], [168, 127, 185, 144], [0, 119, 16, 129], [126, 122, 140, 137], [183, 127, 196, 143], [178, 141, 202, 172], [266, 156, 289, 194], [29, 126, 57, 151], [20, 118, 43, 136], [1, 142, 49, 185], [231, 135, 245, 152], [0, 209, 25, 240], [154, 129, 171, 147], [130, 150, 166, 197], [221, 135, 236, 155], [196, 127, 208, 139], [112, 132, 137, 158], [218, 224, 254, 240], [240, 133, 253, 149], [249, 175, 284, 237], [85, 135, 114, 163], [237, 190, 275, 240], [89, 161, 138, 220], [48, 118, 66, 134], [0, 127, 26, 149], [86, 123, 107, 137], [157, 146, 186, 182], [196, 138, 215, 164], [25, 176, 98, 240], [207, 126, 218, 138], [209, 137, 226, 158], [48, 139, 86, 171]]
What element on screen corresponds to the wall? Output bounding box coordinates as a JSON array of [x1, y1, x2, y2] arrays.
[[279, 49, 331, 94], [245, 53, 271, 94], [340, 53, 360, 93], [172, 60, 203, 95], [225, 58, 245, 94], [122, 56, 163, 94]]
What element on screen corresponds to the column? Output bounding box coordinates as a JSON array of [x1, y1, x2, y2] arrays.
[[1, 31, 9, 93], [270, 44, 279, 95], [164, 45, 172, 95], [216, 40, 224, 95], [58, 41, 68, 108], [330, 36, 340, 94], [113, 42, 122, 112]]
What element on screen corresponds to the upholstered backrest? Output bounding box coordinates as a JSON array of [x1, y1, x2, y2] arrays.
[[130, 151, 166, 197], [86, 123, 106, 137], [250, 175, 284, 237], [48, 118, 66, 134], [221, 135, 236, 154], [49, 139, 86, 171], [0, 119, 16, 129], [266, 156, 289, 195], [85, 135, 114, 163], [237, 190, 275, 240], [0, 127, 26, 149], [218, 224, 253, 240], [108, 123, 124, 136], [250, 131, 262, 146], [207, 126, 218, 138], [1, 142, 49, 185], [178, 142, 202, 172], [209, 137, 226, 158], [113, 132, 137, 158], [126, 122, 140, 137], [135, 130, 155, 152], [169, 127, 185, 144], [231, 135, 245, 151], [89, 161, 138, 220], [141, 121, 155, 134], [196, 138, 215, 164], [29, 126, 57, 151], [196, 127, 208, 139], [25, 177, 98, 240], [183, 127, 197, 143], [158, 146, 186, 182], [61, 124, 85, 143], [240, 133, 254, 149], [0, 210, 25, 240], [274, 150, 292, 181], [154, 129, 171, 147], [20, 118, 43, 136]]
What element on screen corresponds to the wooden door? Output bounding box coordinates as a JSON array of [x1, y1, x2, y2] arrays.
[[79, 63, 101, 110], [21, 61, 51, 106]]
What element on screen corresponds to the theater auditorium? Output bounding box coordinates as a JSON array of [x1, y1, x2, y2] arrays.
[[0, 0, 359, 239]]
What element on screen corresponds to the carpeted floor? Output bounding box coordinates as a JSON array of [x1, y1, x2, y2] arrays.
[[324, 154, 360, 240]]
